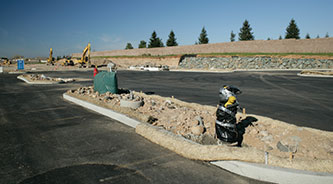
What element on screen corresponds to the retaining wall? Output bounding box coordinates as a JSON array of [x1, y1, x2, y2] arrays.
[[73, 38, 333, 57], [179, 57, 333, 70]]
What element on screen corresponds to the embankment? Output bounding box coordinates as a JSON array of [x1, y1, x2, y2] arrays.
[[73, 38, 333, 57]]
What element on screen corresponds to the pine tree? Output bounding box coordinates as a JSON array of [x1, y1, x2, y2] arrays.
[[316, 34, 320, 39], [305, 33, 310, 39], [198, 27, 209, 44], [166, 30, 178, 46], [230, 31, 235, 42], [125, 43, 133, 49], [325, 32, 329, 38], [238, 20, 254, 41], [279, 35, 282, 40], [138, 40, 147, 48], [148, 31, 164, 48], [285, 19, 300, 39], [267, 37, 271, 40]]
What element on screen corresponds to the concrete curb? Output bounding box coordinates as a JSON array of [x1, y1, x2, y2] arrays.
[[9, 71, 26, 74], [171, 69, 234, 73], [63, 93, 140, 128], [297, 73, 333, 78], [17, 76, 60, 84], [211, 161, 333, 184], [62, 93, 333, 183]]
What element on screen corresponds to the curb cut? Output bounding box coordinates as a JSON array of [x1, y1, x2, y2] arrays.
[[17, 76, 61, 84], [211, 161, 333, 184], [297, 73, 333, 78], [62, 93, 333, 183]]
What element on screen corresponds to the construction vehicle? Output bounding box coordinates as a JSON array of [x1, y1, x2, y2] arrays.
[[61, 43, 91, 67], [77, 43, 91, 67], [62, 57, 75, 66], [2, 58, 11, 65], [47, 48, 54, 65]]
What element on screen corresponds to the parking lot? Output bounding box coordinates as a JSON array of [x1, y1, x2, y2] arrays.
[[0, 72, 268, 184]]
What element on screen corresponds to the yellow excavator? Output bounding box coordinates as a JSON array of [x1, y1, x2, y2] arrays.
[[62, 57, 74, 66], [3, 58, 11, 65], [47, 48, 54, 65], [62, 43, 91, 67], [78, 42, 91, 67]]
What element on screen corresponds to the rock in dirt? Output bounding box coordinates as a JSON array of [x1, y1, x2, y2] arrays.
[[147, 116, 158, 124], [200, 134, 218, 145], [191, 124, 204, 135], [277, 141, 289, 152], [261, 135, 274, 143], [195, 116, 204, 126], [277, 136, 301, 153], [277, 141, 296, 152]]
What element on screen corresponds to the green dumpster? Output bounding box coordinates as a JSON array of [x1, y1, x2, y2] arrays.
[[94, 71, 118, 94]]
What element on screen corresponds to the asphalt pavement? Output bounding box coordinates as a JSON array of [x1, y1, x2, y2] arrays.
[[37, 70, 333, 131], [0, 73, 266, 184], [116, 70, 333, 131]]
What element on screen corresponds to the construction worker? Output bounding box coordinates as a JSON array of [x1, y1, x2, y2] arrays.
[[215, 85, 243, 146]]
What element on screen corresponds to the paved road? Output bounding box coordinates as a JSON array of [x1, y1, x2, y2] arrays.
[[0, 74, 265, 184], [116, 70, 333, 131], [42, 70, 333, 131]]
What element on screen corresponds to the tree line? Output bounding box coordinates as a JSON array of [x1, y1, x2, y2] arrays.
[[125, 19, 330, 49]]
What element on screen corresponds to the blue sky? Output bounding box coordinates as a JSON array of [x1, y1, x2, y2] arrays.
[[0, 0, 332, 58]]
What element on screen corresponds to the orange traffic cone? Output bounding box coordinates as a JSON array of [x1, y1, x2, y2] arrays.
[[93, 67, 99, 77]]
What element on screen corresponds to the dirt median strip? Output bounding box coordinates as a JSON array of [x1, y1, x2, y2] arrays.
[[135, 122, 264, 161], [135, 122, 333, 173], [63, 91, 333, 173], [17, 75, 60, 84], [17, 74, 89, 84]]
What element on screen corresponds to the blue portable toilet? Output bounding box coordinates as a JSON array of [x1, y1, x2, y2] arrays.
[[17, 59, 24, 70]]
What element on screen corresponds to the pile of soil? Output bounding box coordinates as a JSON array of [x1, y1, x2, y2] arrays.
[[300, 70, 333, 76], [66, 87, 333, 172], [21, 74, 75, 83]]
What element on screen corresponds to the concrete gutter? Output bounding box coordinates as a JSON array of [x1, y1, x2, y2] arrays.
[[17, 76, 60, 84], [62, 93, 333, 184]]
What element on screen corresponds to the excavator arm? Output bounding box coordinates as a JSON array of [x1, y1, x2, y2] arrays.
[[79, 43, 90, 66], [47, 48, 54, 65]]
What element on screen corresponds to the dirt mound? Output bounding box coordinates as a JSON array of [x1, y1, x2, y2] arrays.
[[300, 70, 333, 76]]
